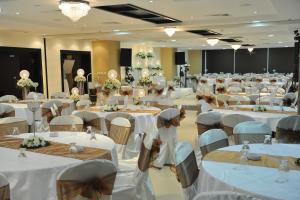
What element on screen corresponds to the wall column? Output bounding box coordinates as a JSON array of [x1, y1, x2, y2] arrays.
[[187, 50, 202, 75], [160, 48, 176, 81]]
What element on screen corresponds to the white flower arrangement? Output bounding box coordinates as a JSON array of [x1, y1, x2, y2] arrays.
[[20, 136, 50, 149], [17, 78, 34, 89], [74, 75, 86, 82], [251, 105, 267, 112], [69, 93, 80, 102], [103, 104, 119, 112], [133, 66, 143, 70], [103, 79, 121, 92], [138, 76, 152, 87], [136, 52, 146, 59]]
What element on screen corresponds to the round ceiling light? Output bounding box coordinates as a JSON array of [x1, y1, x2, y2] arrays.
[[248, 47, 254, 53], [58, 0, 91, 22], [206, 38, 219, 46], [231, 44, 241, 51], [164, 27, 177, 37]]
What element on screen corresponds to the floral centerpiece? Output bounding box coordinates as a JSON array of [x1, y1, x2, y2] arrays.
[[138, 76, 152, 87], [103, 78, 121, 96], [216, 77, 225, 84], [136, 52, 146, 59], [20, 136, 50, 149], [251, 105, 267, 112], [133, 97, 142, 105], [74, 75, 86, 82], [17, 77, 34, 89], [146, 52, 154, 58], [103, 104, 119, 112], [70, 93, 80, 102]]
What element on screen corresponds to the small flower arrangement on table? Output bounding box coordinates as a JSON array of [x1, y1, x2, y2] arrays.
[[74, 75, 86, 82], [251, 106, 267, 112], [69, 93, 80, 102], [133, 97, 142, 105], [102, 78, 121, 96], [17, 77, 34, 89], [20, 136, 50, 149], [103, 104, 119, 112], [138, 76, 152, 87], [136, 52, 146, 59]]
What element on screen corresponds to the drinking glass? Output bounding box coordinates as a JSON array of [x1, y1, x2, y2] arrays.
[[264, 135, 272, 145], [12, 127, 20, 135], [275, 160, 289, 183]]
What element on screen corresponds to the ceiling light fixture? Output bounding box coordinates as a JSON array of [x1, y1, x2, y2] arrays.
[[268, 34, 274, 37], [231, 44, 241, 51], [206, 38, 219, 46], [58, 0, 91, 22], [248, 47, 254, 53], [164, 27, 177, 37]]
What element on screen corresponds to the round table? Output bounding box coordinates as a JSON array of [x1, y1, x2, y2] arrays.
[[1, 132, 117, 200], [200, 144, 300, 200]]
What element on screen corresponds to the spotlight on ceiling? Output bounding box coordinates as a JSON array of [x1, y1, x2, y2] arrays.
[[164, 27, 177, 37], [58, 0, 91, 22], [248, 47, 254, 53], [206, 38, 219, 46], [231, 44, 241, 51]]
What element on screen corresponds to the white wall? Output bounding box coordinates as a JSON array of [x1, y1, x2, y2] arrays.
[[0, 32, 93, 96]]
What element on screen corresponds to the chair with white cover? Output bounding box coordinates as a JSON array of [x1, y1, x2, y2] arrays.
[[196, 112, 222, 135], [233, 121, 272, 144], [0, 95, 18, 103], [227, 86, 242, 94], [199, 129, 229, 157], [76, 99, 92, 109], [73, 111, 101, 133], [197, 99, 212, 114], [276, 115, 300, 143], [175, 141, 200, 200], [0, 117, 28, 136], [0, 104, 15, 118], [0, 173, 10, 200], [50, 115, 83, 132], [26, 92, 46, 100], [57, 159, 117, 200], [153, 108, 181, 168], [227, 95, 251, 105], [41, 100, 63, 123], [192, 191, 260, 200], [50, 92, 69, 99], [221, 114, 254, 137], [216, 94, 229, 108]]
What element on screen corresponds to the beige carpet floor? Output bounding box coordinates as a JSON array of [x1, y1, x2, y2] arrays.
[[149, 108, 199, 200]]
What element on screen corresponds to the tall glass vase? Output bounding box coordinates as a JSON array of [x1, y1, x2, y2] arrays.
[[77, 82, 85, 95], [22, 87, 28, 100]]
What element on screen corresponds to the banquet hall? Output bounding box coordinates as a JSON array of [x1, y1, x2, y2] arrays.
[[0, 0, 300, 200]]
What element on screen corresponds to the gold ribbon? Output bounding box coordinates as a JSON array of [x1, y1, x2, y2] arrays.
[[0, 121, 28, 137], [0, 111, 15, 118], [84, 119, 101, 132], [204, 150, 300, 171], [42, 107, 63, 123], [157, 115, 180, 129], [57, 173, 116, 200], [108, 124, 131, 145], [196, 123, 222, 135], [233, 133, 266, 145], [276, 127, 300, 144], [175, 152, 199, 188], [50, 124, 83, 132], [200, 139, 229, 157], [0, 184, 10, 200]]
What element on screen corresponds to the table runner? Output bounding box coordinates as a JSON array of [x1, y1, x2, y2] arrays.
[[0, 137, 111, 161], [85, 107, 160, 115], [227, 107, 296, 115], [204, 150, 300, 171]]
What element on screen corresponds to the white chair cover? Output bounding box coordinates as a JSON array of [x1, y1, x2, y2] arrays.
[[57, 159, 117, 200], [277, 115, 300, 131], [0, 173, 9, 200], [198, 99, 212, 113], [175, 141, 200, 200], [0, 117, 28, 136], [233, 121, 272, 144], [192, 191, 260, 200], [153, 108, 180, 168], [199, 129, 229, 157], [73, 111, 102, 132], [50, 92, 69, 99], [0, 95, 18, 102], [222, 114, 254, 129], [196, 112, 222, 126], [0, 104, 15, 118], [276, 115, 300, 143], [76, 99, 91, 108], [26, 92, 46, 100], [228, 95, 250, 104], [227, 86, 242, 94], [50, 115, 83, 131]]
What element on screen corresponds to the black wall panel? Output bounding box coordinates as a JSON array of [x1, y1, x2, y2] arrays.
[[269, 47, 294, 73], [206, 49, 234, 73]]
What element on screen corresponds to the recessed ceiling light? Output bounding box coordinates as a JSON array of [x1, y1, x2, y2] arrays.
[[16, 12, 20, 15], [285, 46, 289, 47], [149, 0, 153, 3], [113, 29, 120, 32], [252, 20, 261, 23], [114, 32, 130, 35], [278, 41, 283, 44], [268, 34, 274, 37], [171, 39, 176, 42], [254, 11, 257, 14]]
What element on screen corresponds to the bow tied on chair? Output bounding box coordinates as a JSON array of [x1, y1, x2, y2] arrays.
[[157, 116, 180, 129], [57, 173, 116, 200], [0, 184, 10, 200]]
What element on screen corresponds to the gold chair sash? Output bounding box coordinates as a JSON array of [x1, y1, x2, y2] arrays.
[[57, 173, 116, 200], [223, 125, 233, 136], [196, 123, 222, 135], [50, 124, 83, 132], [234, 133, 266, 145], [0, 111, 15, 118], [276, 127, 300, 144], [0, 121, 28, 136], [157, 115, 180, 129], [0, 184, 10, 200], [105, 116, 135, 135], [200, 139, 229, 157], [176, 152, 199, 188], [108, 124, 131, 145], [138, 138, 161, 172], [84, 119, 101, 132], [120, 90, 133, 96], [42, 107, 63, 123]]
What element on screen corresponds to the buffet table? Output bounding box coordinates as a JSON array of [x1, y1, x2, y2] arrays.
[[200, 144, 300, 200], [0, 132, 116, 200]]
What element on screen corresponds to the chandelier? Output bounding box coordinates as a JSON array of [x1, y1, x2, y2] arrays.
[[164, 27, 177, 37], [206, 38, 219, 46], [59, 0, 91, 22]]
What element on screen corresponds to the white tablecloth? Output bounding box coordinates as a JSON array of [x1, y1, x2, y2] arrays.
[[171, 88, 194, 99], [1, 132, 117, 200], [3, 99, 75, 125], [200, 144, 300, 200], [214, 108, 290, 131]]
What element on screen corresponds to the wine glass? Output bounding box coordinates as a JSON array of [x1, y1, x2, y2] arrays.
[[275, 160, 289, 183]]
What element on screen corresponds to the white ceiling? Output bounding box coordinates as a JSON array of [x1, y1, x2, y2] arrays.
[[0, 0, 299, 49]]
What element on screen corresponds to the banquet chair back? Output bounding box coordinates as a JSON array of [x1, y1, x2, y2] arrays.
[[76, 100, 92, 110], [57, 159, 117, 200], [73, 111, 101, 132], [105, 113, 135, 135], [109, 117, 131, 145], [192, 191, 260, 200], [175, 141, 199, 200], [26, 92, 46, 100], [227, 86, 242, 94], [0, 95, 18, 103], [50, 115, 83, 132], [0, 117, 28, 136], [199, 129, 229, 157], [153, 108, 180, 168], [276, 115, 300, 144], [0, 104, 15, 118], [196, 112, 222, 135], [41, 100, 63, 123], [227, 95, 251, 105], [0, 173, 10, 200], [50, 92, 69, 99], [233, 121, 272, 144], [221, 114, 254, 136]]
